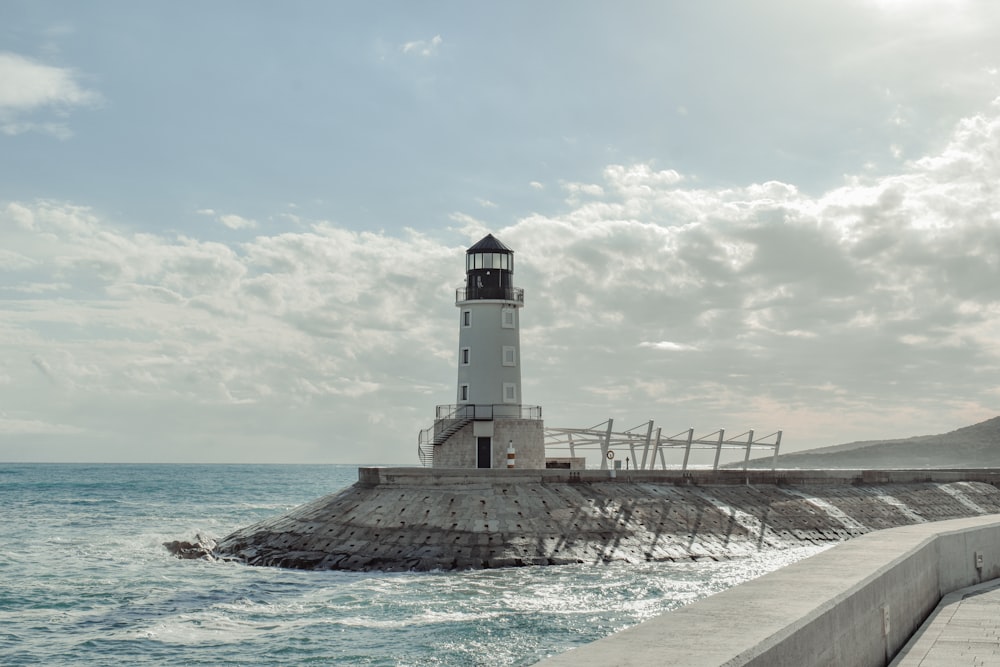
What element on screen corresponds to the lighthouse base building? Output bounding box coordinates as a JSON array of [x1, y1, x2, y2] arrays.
[[431, 417, 545, 469], [418, 234, 546, 469]]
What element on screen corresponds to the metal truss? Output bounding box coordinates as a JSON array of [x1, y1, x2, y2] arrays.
[[544, 419, 782, 471]]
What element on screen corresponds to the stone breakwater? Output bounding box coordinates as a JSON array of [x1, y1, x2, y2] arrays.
[[211, 468, 1000, 572]]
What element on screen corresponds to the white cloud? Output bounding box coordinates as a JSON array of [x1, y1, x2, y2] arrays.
[[0, 416, 85, 435], [3, 99, 1000, 462], [197, 208, 257, 230], [0, 248, 37, 271], [639, 341, 697, 352], [5, 201, 36, 229], [400, 35, 443, 57], [0, 121, 74, 139], [0, 202, 463, 461], [604, 164, 684, 190], [563, 182, 605, 198], [0, 51, 101, 137], [0, 52, 98, 109], [219, 213, 257, 230], [504, 101, 1000, 448]]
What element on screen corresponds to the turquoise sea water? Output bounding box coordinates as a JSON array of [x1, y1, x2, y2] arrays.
[[0, 464, 823, 666]]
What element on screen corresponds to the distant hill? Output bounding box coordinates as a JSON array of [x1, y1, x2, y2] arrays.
[[740, 416, 1000, 469]]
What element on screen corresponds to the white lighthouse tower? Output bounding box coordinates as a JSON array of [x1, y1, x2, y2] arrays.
[[417, 234, 545, 469], [456, 234, 522, 412]]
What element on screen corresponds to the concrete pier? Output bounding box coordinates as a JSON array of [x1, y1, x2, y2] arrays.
[[214, 467, 1000, 572], [534, 513, 1000, 666]]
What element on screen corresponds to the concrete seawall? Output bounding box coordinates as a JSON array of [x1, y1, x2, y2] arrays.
[[214, 468, 1000, 572], [534, 514, 1000, 666]]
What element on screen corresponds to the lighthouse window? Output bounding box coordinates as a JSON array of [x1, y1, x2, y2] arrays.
[[503, 383, 517, 403], [502, 346, 516, 366], [501, 308, 515, 328], [460, 384, 470, 402], [462, 310, 471, 327], [474, 254, 484, 270], [461, 347, 470, 365]]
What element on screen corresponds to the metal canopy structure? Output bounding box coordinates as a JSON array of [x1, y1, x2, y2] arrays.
[[544, 419, 782, 471], [417, 412, 782, 469]]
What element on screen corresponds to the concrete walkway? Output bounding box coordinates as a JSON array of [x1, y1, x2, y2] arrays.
[[534, 516, 1000, 667], [891, 578, 1000, 666]]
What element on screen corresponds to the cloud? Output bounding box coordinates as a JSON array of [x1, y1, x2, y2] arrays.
[[506, 102, 1000, 446], [400, 35, 443, 57], [639, 341, 697, 352], [0, 416, 85, 435], [0, 51, 101, 137], [219, 213, 257, 230], [3, 98, 1000, 462], [0, 201, 462, 461], [0, 52, 98, 109], [197, 208, 258, 230]]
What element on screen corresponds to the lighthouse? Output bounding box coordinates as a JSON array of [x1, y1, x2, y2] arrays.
[[456, 234, 522, 412], [417, 234, 544, 469]]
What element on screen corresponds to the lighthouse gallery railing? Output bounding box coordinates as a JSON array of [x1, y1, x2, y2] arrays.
[[455, 286, 524, 303], [434, 404, 541, 421]]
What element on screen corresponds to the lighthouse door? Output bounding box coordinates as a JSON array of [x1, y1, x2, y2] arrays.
[[476, 437, 492, 469]]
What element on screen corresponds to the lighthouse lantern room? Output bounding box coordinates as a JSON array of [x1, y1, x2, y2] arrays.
[[417, 234, 544, 469]]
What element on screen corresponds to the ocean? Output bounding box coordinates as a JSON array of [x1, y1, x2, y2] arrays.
[[0, 463, 823, 666]]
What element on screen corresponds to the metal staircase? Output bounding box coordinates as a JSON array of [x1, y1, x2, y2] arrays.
[[433, 417, 472, 445], [417, 417, 472, 467]]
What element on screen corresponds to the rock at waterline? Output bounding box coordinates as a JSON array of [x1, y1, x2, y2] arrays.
[[163, 533, 217, 560]]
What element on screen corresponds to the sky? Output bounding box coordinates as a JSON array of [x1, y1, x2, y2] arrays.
[[2, 0, 1000, 464]]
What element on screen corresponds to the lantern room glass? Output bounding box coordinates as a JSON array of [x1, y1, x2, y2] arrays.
[[466, 252, 512, 272]]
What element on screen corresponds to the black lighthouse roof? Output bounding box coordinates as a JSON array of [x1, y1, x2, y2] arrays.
[[467, 234, 512, 254], [459, 233, 522, 303]]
